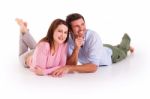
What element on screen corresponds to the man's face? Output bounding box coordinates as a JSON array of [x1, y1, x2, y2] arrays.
[[71, 18, 86, 38]]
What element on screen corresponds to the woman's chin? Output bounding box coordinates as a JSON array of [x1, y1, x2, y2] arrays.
[[57, 41, 64, 44]]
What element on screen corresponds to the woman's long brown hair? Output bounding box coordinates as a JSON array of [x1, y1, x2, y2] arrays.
[[40, 19, 69, 50]]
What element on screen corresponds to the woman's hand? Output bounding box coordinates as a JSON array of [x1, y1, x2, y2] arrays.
[[51, 66, 70, 77], [34, 67, 44, 76]]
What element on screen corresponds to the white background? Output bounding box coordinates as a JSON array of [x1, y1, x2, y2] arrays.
[[0, 0, 150, 99]]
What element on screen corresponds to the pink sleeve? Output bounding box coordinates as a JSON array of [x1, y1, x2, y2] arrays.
[[32, 42, 49, 69], [43, 43, 68, 75]]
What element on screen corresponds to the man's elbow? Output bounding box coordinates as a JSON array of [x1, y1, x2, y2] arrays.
[[90, 65, 97, 73]]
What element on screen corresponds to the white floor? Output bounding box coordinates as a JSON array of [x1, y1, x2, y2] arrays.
[[0, 0, 150, 99]]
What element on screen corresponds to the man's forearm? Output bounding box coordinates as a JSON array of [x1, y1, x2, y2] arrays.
[[66, 47, 80, 65], [68, 64, 97, 73]]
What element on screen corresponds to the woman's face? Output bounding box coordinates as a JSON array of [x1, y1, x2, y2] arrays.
[[53, 24, 68, 44]]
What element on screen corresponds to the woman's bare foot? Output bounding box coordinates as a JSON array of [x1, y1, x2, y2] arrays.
[[15, 18, 28, 33], [129, 46, 134, 53]]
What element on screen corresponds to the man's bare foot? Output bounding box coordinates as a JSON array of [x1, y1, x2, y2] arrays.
[[129, 46, 134, 53], [15, 18, 28, 33]]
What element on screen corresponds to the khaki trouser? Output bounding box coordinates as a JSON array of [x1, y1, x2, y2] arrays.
[[104, 33, 131, 63]]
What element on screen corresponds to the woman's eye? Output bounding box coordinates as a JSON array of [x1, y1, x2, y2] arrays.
[[58, 30, 61, 32], [64, 31, 68, 34]]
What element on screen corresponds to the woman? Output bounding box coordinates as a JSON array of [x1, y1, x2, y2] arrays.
[[16, 18, 69, 76]]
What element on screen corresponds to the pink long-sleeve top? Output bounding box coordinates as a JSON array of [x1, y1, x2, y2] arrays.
[[29, 41, 68, 75]]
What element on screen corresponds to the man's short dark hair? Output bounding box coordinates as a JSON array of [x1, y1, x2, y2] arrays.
[[66, 13, 85, 31]]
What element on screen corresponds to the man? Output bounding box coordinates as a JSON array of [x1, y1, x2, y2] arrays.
[[51, 13, 134, 77]]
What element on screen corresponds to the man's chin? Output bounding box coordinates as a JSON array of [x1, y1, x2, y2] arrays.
[[78, 35, 84, 38], [75, 34, 83, 38]]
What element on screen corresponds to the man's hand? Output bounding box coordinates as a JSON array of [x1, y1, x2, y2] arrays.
[[51, 66, 70, 77], [75, 37, 84, 48]]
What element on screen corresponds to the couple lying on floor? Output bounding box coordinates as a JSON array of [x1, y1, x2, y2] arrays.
[[16, 13, 134, 77]]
